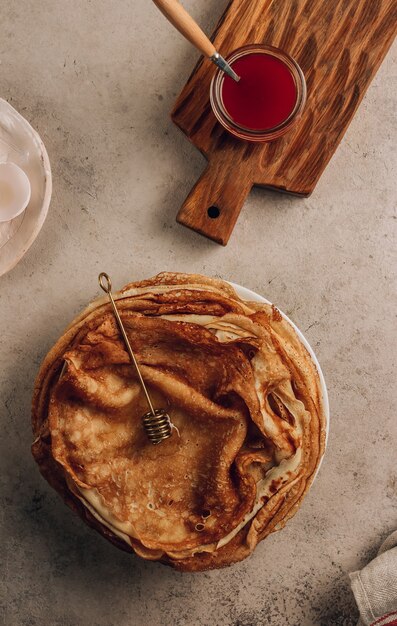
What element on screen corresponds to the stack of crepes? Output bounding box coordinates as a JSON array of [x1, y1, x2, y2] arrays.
[[32, 273, 326, 571]]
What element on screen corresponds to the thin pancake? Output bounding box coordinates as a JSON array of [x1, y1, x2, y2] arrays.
[[32, 272, 326, 571]]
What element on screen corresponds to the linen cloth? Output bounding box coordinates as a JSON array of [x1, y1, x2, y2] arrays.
[[350, 531, 397, 626]]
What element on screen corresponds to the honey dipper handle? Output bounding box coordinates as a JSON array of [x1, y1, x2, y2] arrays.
[[98, 272, 156, 415], [176, 159, 253, 246], [152, 0, 216, 58]]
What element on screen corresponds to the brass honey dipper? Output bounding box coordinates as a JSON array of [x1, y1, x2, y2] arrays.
[[98, 272, 173, 445]]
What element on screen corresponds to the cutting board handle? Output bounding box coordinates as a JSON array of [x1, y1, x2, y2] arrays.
[[176, 159, 253, 245]]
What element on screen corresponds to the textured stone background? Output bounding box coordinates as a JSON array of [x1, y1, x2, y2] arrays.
[[0, 1, 396, 625]]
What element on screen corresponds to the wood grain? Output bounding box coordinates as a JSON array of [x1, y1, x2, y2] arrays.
[[172, 0, 397, 245]]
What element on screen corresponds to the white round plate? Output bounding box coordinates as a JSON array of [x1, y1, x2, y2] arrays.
[[0, 98, 52, 277], [230, 282, 329, 469]]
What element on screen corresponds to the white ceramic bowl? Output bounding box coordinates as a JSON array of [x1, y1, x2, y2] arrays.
[[0, 98, 52, 276], [231, 282, 329, 474], [0, 162, 31, 222]]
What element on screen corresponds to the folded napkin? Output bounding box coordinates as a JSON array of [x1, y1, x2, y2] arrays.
[[350, 531, 397, 626]]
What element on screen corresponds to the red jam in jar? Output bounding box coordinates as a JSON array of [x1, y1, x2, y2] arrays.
[[222, 53, 298, 130], [210, 45, 306, 142]]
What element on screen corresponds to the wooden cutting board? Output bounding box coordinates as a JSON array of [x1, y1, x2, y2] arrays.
[[171, 0, 396, 245]]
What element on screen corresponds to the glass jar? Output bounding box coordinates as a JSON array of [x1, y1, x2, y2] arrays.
[[210, 44, 307, 143]]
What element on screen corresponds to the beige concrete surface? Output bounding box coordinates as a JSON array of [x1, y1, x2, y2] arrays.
[[0, 1, 396, 625]]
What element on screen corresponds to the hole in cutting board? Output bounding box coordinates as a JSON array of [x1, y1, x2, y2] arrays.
[[207, 206, 220, 219]]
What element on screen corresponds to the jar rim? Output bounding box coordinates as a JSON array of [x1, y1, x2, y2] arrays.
[[210, 44, 307, 142]]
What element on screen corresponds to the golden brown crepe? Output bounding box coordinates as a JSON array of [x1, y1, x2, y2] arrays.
[[32, 273, 326, 571]]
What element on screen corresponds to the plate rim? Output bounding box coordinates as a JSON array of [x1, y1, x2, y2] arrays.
[[0, 98, 52, 277]]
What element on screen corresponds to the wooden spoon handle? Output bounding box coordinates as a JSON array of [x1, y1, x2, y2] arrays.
[[176, 159, 253, 245], [152, 0, 216, 58]]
